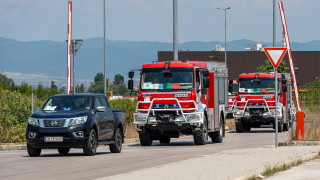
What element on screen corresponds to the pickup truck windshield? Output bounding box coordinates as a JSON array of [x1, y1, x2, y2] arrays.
[[43, 96, 92, 112], [238, 78, 276, 94], [140, 67, 194, 91]]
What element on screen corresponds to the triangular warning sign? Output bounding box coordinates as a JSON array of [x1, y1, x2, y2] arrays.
[[264, 47, 287, 69]]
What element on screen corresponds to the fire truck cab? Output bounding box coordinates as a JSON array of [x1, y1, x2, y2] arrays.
[[226, 79, 238, 119], [128, 61, 228, 146]]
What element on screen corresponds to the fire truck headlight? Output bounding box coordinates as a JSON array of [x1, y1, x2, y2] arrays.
[[134, 114, 148, 121], [186, 114, 201, 122], [234, 110, 242, 115]]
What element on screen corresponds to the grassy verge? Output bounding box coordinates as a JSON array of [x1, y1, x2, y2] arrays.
[[246, 154, 320, 180], [303, 108, 320, 140]]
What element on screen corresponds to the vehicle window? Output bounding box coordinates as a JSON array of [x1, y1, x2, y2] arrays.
[[99, 97, 109, 108], [43, 96, 92, 112], [94, 97, 102, 108]]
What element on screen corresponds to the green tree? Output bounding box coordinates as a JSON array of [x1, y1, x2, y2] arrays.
[[76, 83, 86, 93], [88, 73, 109, 94], [17, 81, 33, 94], [113, 74, 124, 85], [49, 81, 59, 95], [0, 72, 15, 90], [256, 59, 288, 73]]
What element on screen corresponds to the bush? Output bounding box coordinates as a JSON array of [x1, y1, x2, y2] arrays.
[[109, 98, 137, 124]]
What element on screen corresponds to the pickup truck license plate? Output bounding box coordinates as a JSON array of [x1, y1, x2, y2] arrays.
[[44, 136, 63, 142]]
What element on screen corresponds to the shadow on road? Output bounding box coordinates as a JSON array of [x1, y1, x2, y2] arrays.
[[23, 151, 110, 158]]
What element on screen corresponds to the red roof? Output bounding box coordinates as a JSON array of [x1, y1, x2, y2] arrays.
[[239, 72, 282, 78], [142, 61, 208, 69]]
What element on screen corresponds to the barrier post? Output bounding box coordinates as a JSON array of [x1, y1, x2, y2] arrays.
[[296, 111, 304, 141]]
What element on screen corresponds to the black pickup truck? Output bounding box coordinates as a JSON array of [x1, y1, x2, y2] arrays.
[[26, 94, 126, 156]]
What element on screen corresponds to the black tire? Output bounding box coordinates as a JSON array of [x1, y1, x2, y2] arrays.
[[58, 147, 70, 155], [235, 120, 244, 133], [83, 129, 98, 156], [193, 115, 208, 145], [109, 128, 123, 153], [159, 136, 171, 144], [278, 122, 284, 132], [283, 123, 289, 131], [211, 116, 224, 143], [27, 145, 41, 157], [139, 132, 153, 146], [244, 123, 251, 132]]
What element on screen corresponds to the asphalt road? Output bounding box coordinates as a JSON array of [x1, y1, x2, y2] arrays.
[[0, 127, 289, 180]]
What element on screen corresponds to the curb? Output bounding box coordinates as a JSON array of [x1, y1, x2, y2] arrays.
[[0, 138, 140, 151]]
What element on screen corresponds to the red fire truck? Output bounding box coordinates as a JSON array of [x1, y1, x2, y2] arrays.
[[128, 61, 228, 146], [226, 79, 238, 119], [233, 72, 294, 133]]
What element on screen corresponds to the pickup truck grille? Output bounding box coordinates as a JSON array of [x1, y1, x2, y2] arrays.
[[43, 119, 66, 127]]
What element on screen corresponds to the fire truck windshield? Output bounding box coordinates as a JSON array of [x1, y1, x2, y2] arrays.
[[238, 78, 275, 94], [140, 67, 194, 91]]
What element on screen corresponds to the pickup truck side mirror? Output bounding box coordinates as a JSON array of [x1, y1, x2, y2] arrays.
[[203, 78, 210, 88], [96, 106, 106, 112], [128, 79, 134, 90], [33, 107, 41, 112]]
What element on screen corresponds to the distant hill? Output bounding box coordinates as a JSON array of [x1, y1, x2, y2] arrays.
[[0, 37, 319, 86]]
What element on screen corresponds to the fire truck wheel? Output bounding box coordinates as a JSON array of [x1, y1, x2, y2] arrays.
[[278, 122, 284, 132], [283, 123, 289, 131], [236, 121, 244, 133], [211, 116, 224, 143], [193, 116, 207, 145], [139, 132, 153, 146], [159, 136, 171, 144]]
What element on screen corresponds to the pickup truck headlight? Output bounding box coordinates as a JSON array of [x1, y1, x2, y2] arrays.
[[68, 116, 88, 127], [28, 117, 40, 127]]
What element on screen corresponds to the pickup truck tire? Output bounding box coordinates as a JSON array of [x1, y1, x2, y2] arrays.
[[159, 136, 170, 144], [58, 147, 70, 155], [27, 145, 41, 157], [211, 116, 224, 143], [244, 123, 251, 132], [139, 132, 153, 146], [109, 128, 123, 153], [83, 129, 98, 156], [236, 121, 244, 133]]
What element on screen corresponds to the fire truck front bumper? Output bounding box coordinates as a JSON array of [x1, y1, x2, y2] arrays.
[[133, 112, 204, 126], [233, 109, 282, 119]]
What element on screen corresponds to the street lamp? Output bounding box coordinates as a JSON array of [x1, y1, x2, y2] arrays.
[[216, 7, 231, 67]]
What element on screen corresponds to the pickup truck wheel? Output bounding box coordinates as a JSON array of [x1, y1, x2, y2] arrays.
[[109, 128, 123, 153], [27, 145, 41, 157], [236, 121, 244, 133], [83, 129, 98, 156], [139, 132, 153, 146], [244, 123, 251, 132], [211, 116, 224, 143], [58, 147, 70, 155], [159, 136, 170, 144]]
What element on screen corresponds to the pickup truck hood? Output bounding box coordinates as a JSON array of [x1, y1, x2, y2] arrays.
[[31, 109, 91, 119]]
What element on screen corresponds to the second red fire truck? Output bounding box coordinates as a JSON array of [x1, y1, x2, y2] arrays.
[[232, 72, 295, 133]]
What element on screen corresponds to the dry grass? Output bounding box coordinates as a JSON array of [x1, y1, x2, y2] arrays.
[[125, 123, 139, 139], [303, 108, 320, 141], [226, 118, 236, 131]]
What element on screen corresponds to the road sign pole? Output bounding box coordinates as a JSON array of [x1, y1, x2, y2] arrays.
[[274, 68, 278, 147]]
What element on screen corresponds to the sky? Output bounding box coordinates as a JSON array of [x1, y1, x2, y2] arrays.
[[0, 0, 319, 43]]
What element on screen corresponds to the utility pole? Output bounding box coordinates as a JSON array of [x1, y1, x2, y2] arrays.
[[173, 0, 178, 61], [217, 7, 231, 67], [103, 0, 107, 94]]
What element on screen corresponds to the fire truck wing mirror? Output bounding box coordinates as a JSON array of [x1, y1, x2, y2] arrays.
[[253, 79, 261, 85], [228, 84, 232, 92], [128, 79, 134, 90], [282, 85, 287, 92], [161, 69, 172, 78], [129, 71, 134, 79], [282, 79, 287, 84], [203, 78, 210, 88], [203, 69, 209, 77]]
